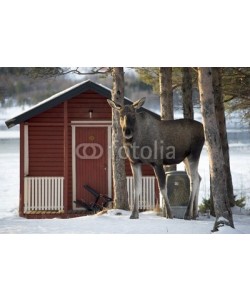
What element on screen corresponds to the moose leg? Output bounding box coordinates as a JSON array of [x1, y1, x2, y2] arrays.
[[193, 174, 201, 218], [184, 157, 200, 220], [153, 164, 173, 219], [130, 163, 142, 219]]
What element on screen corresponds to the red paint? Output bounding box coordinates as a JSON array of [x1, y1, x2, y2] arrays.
[[19, 89, 159, 218], [125, 159, 157, 176], [75, 126, 108, 205], [28, 125, 64, 176], [63, 102, 68, 213]]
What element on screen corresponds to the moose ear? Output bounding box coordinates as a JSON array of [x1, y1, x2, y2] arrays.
[[107, 99, 122, 111], [132, 97, 146, 110]]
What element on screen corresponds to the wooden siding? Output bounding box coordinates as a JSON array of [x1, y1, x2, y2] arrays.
[[125, 159, 156, 176], [22, 89, 158, 216], [67, 90, 112, 209], [67, 90, 111, 121], [28, 104, 64, 123], [28, 125, 64, 176], [63, 101, 69, 213]]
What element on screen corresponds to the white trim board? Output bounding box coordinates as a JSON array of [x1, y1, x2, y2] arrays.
[[71, 122, 112, 211], [24, 124, 29, 176]]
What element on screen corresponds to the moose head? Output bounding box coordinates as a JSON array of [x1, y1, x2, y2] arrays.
[[107, 98, 146, 140]]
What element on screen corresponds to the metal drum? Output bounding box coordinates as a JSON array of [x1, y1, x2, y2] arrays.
[[165, 171, 190, 218]]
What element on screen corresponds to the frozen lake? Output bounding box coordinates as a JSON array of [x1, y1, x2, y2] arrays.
[[0, 106, 250, 217]]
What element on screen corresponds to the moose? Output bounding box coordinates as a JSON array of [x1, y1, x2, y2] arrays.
[[107, 98, 205, 220]]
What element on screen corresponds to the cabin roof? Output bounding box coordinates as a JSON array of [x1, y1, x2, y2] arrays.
[[5, 79, 159, 128]]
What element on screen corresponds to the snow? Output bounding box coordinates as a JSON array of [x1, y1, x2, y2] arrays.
[[0, 139, 19, 219], [1, 209, 250, 234]]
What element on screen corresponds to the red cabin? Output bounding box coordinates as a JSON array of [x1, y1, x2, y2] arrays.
[[6, 80, 160, 218]]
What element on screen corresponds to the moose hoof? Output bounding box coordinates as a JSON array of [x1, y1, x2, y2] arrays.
[[130, 213, 139, 219]]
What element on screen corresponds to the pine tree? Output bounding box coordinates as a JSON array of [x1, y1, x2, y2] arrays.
[[212, 67, 235, 207], [110, 67, 130, 210], [198, 67, 234, 231], [182, 67, 194, 119]]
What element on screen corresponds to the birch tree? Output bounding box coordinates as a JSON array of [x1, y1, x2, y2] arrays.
[[111, 67, 130, 210], [198, 67, 234, 231]]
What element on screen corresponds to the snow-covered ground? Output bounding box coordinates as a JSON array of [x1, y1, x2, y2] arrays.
[[0, 208, 250, 234], [1, 106, 250, 233]]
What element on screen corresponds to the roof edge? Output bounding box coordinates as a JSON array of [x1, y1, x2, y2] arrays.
[[5, 80, 114, 128], [5, 80, 159, 128]]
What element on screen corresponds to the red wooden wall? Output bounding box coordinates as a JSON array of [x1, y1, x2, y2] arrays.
[[28, 125, 64, 176], [23, 89, 157, 213]]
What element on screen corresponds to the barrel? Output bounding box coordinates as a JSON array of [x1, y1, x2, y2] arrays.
[[165, 171, 190, 218]]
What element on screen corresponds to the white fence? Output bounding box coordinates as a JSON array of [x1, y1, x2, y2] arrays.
[[24, 177, 64, 212], [127, 176, 156, 210]]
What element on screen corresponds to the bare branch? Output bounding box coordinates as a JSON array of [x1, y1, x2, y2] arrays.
[[61, 67, 112, 76]]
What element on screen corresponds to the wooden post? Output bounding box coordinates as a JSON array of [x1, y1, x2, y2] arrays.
[[19, 123, 25, 216], [63, 101, 68, 214]]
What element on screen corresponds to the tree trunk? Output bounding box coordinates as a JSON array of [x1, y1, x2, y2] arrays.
[[159, 67, 174, 120], [159, 67, 175, 217], [198, 67, 234, 231], [111, 67, 130, 210], [182, 67, 194, 119], [212, 67, 235, 207], [159, 67, 176, 172]]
